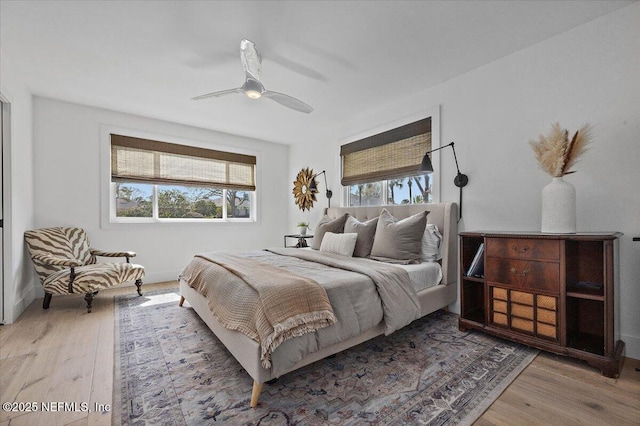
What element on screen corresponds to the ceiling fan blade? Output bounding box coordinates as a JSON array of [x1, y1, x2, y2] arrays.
[[191, 88, 243, 100], [240, 39, 262, 81], [263, 90, 313, 113]]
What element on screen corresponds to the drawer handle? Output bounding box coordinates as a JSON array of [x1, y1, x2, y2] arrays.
[[511, 245, 529, 254], [510, 267, 528, 277]]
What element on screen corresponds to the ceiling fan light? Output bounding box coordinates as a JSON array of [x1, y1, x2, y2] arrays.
[[246, 90, 261, 99]]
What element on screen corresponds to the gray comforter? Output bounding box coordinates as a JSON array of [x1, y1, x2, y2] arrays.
[[240, 249, 421, 376]]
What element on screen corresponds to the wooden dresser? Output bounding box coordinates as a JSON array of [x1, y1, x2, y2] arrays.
[[459, 231, 624, 378]]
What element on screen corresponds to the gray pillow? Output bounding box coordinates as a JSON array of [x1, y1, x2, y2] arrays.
[[344, 215, 378, 258], [370, 209, 428, 264], [311, 213, 348, 250]]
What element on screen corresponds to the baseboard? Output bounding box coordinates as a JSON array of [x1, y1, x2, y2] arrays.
[[10, 285, 35, 323], [620, 332, 640, 361]]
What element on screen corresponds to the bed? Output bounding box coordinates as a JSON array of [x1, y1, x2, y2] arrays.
[[178, 202, 458, 407]]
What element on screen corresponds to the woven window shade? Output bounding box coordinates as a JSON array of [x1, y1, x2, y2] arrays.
[[111, 134, 256, 191], [341, 118, 431, 186]]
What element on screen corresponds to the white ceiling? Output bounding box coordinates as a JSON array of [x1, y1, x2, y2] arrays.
[[1, 1, 634, 145]]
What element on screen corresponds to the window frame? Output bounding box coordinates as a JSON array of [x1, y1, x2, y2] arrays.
[[340, 106, 441, 206], [100, 126, 258, 227]]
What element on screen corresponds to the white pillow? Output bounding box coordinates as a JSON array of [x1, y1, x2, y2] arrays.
[[421, 224, 443, 262], [319, 232, 358, 257]]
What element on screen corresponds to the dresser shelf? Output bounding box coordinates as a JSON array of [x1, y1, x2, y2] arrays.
[[459, 231, 624, 378]]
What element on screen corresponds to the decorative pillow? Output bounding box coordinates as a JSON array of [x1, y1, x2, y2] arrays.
[[421, 223, 443, 262], [310, 213, 348, 250], [344, 215, 378, 258], [319, 232, 358, 257], [370, 209, 428, 264]]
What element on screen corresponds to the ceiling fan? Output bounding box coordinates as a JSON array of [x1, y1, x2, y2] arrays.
[[192, 39, 313, 114]]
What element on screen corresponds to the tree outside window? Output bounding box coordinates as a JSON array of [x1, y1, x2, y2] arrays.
[[115, 182, 252, 220], [116, 183, 152, 217]]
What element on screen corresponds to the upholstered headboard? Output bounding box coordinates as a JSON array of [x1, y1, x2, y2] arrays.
[[324, 203, 458, 286]]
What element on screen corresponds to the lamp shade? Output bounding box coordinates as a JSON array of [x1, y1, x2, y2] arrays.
[[419, 153, 434, 173], [309, 179, 318, 191]]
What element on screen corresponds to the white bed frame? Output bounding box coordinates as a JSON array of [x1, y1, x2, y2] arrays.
[[178, 202, 458, 407]]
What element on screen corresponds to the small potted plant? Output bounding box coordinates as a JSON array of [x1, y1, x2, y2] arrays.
[[297, 222, 309, 235]]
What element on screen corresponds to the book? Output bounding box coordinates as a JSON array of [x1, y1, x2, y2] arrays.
[[466, 243, 485, 277]]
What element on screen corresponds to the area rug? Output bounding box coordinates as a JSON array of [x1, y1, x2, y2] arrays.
[[114, 288, 537, 425]]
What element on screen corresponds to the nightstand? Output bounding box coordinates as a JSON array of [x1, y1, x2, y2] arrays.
[[284, 234, 314, 248]]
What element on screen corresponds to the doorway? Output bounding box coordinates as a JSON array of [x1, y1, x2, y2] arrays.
[[0, 96, 8, 324]]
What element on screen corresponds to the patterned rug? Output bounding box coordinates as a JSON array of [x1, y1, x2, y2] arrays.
[[114, 288, 537, 425]]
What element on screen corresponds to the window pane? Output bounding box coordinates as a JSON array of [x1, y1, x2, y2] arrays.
[[390, 174, 433, 204], [116, 182, 152, 217], [226, 190, 251, 218], [348, 182, 383, 206], [158, 185, 222, 219], [410, 174, 432, 204], [387, 178, 408, 204]]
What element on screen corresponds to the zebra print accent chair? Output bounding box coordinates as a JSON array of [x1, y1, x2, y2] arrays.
[[24, 227, 145, 312]]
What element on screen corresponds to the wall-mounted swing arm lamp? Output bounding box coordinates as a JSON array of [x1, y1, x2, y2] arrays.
[[309, 170, 333, 208], [419, 142, 468, 220]]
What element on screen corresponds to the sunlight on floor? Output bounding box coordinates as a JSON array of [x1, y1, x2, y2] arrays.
[[138, 292, 180, 307]]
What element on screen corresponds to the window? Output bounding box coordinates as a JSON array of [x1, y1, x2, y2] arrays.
[[341, 118, 433, 206], [346, 175, 432, 206], [110, 134, 256, 222]]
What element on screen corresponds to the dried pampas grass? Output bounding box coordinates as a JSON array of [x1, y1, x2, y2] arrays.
[[530, 123, 592, 177]]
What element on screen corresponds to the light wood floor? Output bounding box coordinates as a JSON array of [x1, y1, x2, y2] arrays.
[[1, 282, 638, 426]]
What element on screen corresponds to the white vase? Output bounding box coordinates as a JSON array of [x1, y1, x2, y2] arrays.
[[298, 226, 307, 235], [541, 176, 576, 233]]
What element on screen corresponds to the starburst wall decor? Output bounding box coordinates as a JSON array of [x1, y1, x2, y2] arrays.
[[292, 167, 318, 211]]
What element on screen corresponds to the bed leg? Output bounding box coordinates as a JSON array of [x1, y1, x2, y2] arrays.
[[179, 295, 185, 307], [250, 381, 263, 408]]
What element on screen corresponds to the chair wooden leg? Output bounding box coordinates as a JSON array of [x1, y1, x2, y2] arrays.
[[43, 292, 52, 310], [135, 279, 143, 296], [84, 292, 97, 313], [179, 296, 185, 307]]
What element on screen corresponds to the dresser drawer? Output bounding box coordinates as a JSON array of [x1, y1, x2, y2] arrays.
[[537, 295, 557, 311], [489, 286, 559, 342], [537, 322, 557, 339], [486, 238, 560, 261], [512, 317, 534, 333], [493, 287, 508, 301], [493, 312, 508, 326], [485, 257, 560, 294], [511, 303, 534, 320], [511, 290, 534, 305], [537, 307, 557, 326], [493, 299, 508, 314]]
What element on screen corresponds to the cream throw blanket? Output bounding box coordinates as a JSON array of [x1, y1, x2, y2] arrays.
[[179, 252, 337, 368]]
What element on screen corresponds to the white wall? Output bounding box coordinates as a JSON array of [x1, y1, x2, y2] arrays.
[[32, 97, 289, 288], [288, 4, 640, 358], [1, 75, 36, 324]]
